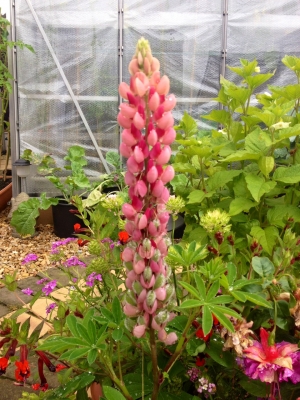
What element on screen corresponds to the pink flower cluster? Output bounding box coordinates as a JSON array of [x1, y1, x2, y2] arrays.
[[119, 38, 177, 345]]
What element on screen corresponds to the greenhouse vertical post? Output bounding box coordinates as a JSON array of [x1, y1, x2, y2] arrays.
[[8, 0, 20, 196], [219, 0, 228, 111], [118, 0, 124, 168]]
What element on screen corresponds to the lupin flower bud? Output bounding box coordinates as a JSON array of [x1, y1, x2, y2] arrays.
[[120, 38, 177, 343]]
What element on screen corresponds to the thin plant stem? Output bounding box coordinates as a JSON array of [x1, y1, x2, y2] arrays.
[[142, 348, 144, 400], [117, 341, 123, 384], [149, 322, 160, 400]]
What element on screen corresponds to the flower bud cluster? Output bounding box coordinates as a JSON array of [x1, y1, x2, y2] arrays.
[[119, 38, 177, 345]]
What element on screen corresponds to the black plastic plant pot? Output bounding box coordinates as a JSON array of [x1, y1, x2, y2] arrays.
[[52, 199, 81, 238], [167, 213, 185, 239]]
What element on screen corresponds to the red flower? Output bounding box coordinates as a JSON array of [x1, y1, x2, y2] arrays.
[[0, 357, 8, 375], [78, 239, 89, 247], [118, 231, 129, 244], [196, 328, 213, 342], [15, 360, 30, 382], [32, 383, 49, 391], [56, 364, 67, 372], [212, 314, 219, 326], [74, 223, 81, 232], [195, 356, 206, 367]]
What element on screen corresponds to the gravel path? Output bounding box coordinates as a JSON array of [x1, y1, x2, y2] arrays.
[[0, 206, 80, 287]]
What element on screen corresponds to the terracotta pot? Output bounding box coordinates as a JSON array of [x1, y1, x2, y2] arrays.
[[0, 181, 12, 212], [90, 382, 103, 400]]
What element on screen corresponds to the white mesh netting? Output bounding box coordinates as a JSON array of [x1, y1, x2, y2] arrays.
[[13, 0, 300, 195]]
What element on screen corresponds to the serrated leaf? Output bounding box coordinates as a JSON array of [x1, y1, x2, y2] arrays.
[[229, 197, 256, 216], [207, 170, 241, 191], [250, 226, 278, 255], [273, 165, 300, 183], [245, 173, 276, 202], [187, 190, 206, 204]]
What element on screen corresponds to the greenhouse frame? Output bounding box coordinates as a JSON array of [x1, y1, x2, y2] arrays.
[[8, 0, 300, 195]]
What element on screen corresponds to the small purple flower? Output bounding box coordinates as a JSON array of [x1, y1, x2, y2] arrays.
[[22, 254, 38, 264], [86, 272, 102, 287], [21, 288, 34, 296], [72, 278, 78, 283], [42, 280, 57, 296], [36, 278, 49, 285], [187, 367, 199, 382], [51, 238, 77, 254], [46, 303, 57, 315], [64, 256, 86, 268]]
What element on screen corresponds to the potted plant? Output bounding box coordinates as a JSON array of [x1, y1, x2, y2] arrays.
[[10, 145, 94, 237], [0, 10, 33, 210]]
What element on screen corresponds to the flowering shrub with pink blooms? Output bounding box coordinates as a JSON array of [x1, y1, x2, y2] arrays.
[[3, 43, 300, 400]]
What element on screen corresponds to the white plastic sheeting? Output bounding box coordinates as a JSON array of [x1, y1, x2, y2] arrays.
[[12, 0, 300, 195]]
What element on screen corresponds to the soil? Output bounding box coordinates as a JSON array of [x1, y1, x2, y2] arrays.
[[0, 205, 85, 288], [0, 178, 12, 191]]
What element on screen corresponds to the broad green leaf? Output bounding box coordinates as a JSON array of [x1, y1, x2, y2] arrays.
[[103, 386, 126, 400], [106, 151, 121, 169], [245, 173, 276, 202], [202, 305, 213, 336], [245, 128, 272, 153], [223, 151, 260, 162], [250, 226, 278, 255], [11, 198, 41, 236], [282, 55, 300, 72], [47, 373, 95, 400], [202, 109, 230, 125], [187, 190, 206, 204], [273, 165, 300, 183], [244, 73, 274, 89], [180, 300, 203, 309], [229, 197, 256, 216], [207, 170, 241, 191], [112, 328, 124, 341], [172, 163, 197, 174], [267, 205, 300, 227], [123, 373, 153, 400], [76, 387, 89, 400], [252, 256, 275, 277], [239, 376, 269, 397], [221, 76, 251, 104], [175, 111, 198, 137], [258, 156, 275, 177], [253, 111, 276, 127], [206, 339, 235, 368]]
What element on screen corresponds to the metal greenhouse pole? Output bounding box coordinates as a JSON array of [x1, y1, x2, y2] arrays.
[[8, 0, 20, 196], [220, 0, 229, 80], [24, 0, 111, 174], [118, 0, 124, 168]]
